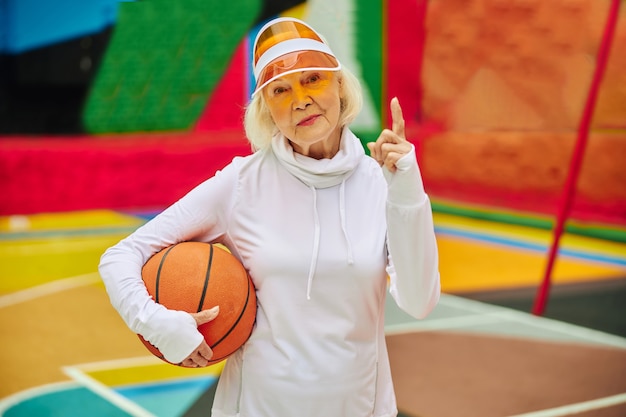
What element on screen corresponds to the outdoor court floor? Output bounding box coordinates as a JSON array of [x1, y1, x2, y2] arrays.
[[0, 208, 625, 417]]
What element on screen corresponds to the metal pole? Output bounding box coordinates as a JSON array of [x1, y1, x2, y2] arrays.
[[532, 0, 621, 316]]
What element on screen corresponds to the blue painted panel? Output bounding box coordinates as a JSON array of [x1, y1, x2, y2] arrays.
[[1, 0, 122, 53]]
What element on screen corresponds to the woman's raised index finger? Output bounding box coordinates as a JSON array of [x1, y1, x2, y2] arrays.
[[390, 97, 405, 139]]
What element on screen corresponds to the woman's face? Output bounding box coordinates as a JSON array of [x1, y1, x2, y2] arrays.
[[263, 70, 343, 159]]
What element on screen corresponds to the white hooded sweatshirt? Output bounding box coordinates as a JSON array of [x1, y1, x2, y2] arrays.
[[99, 128, 440, 417]]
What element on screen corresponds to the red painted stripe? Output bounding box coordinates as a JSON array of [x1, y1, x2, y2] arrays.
[[194, 39, 249, 133]]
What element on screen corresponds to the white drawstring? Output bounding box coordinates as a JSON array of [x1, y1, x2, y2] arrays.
[[306, 182, 354, 300], [306, 186, 321, 300], [339, 180, 354, 265]]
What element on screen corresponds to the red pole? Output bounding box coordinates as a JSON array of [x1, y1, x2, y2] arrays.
[[532, 0, 621, 316]]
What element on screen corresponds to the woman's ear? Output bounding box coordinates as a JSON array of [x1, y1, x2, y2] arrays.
[[340, 76, 348, 114], [338, 76, 345, 99]]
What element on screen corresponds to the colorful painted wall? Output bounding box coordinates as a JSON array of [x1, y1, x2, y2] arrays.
[[412, 0, 626, 225], [1, 0, 625, 228], [1, 0, 385, 138]]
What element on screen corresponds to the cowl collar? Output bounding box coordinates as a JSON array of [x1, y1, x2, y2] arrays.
[[271, 128, 364, 189]]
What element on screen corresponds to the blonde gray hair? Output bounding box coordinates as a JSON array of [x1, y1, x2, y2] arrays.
[[243, 67, 363, 151]]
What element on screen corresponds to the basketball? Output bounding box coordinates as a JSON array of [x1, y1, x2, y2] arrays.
[[139, 241, 256, 366]]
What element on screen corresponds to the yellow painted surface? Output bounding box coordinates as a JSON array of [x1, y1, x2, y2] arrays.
[[0, 235, 125, 292], [0, 210, 143, 292], [433, 212, 626, 257], [437, 235, 625, 293], [85, 360, 225, 387], [433, 212, 626, 292], [0, 209, 143, 232]]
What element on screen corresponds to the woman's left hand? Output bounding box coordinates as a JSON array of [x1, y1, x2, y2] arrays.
[[179, 306, 220, 368], [367, 97, 412, 173]]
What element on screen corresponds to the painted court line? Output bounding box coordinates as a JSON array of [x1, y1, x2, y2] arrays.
[[0, 226, 139, 241], [72, 355, 165, 373], [506, 392, 626, 417], [427, 295, 626, 349], [496, 308, 626, 350], [0, 273, 100, 308], [72, 354, 225, 377], [63, 366, 156, 417], [435, 226, 626, 266], [385, 311, 506, 335]]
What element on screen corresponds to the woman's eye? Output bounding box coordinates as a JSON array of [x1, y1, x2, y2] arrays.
[[306, 74, 320, 84], [273, 87, 286, 95]]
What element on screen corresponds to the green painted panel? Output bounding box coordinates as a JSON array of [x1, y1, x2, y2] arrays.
[[83, 1, 260, 133], [355, 0, 384, 144]]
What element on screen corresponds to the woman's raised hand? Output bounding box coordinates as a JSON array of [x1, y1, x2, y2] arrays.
[[367, 97, 412, 173]]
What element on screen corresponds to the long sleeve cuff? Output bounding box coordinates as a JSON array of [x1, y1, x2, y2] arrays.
[[138, 307, 204, 364], [382, 145, 427, 207], [99, 250, 204, 364]]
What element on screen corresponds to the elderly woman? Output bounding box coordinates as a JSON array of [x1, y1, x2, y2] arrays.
[[99, 17, 440, 417]]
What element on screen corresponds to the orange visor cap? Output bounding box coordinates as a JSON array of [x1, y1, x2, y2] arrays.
[[252, 17, 341, 96]]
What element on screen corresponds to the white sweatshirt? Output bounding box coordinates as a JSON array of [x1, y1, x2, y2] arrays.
[[99, 128, 440, 417]]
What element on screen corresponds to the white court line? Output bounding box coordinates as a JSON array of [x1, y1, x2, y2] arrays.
[[496, 309, 626, 350], [438, 293, 513, 314], [386, 312, 505, 335], [506, 392, 626, 417], [63, 366, 156, 417], [71, 355, 164, 372], [70, 355, 225, 380], [437, 294, 626, 349], [0, 381, 79, 414], [0, 273, 100, 308]]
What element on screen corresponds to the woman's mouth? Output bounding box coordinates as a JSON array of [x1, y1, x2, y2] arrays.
[[297, 115, 320, 126]]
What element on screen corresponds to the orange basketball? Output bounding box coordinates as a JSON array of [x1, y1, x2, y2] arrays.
[[140, 241, 256, 366]]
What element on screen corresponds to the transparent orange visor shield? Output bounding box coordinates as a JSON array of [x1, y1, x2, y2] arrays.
[[254, 50, 340, 95], [254, 20, 323, 62], [252, 18, 341, 95]]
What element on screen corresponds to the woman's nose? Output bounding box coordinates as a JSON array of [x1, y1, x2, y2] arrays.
[[292, 85, 312, 109]]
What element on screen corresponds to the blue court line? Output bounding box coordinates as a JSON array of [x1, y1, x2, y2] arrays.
[[434, 226, 626, 267]]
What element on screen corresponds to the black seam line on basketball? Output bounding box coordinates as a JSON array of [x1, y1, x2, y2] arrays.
[[210, 311, 254, 362], [155, 245, 176, 304], [210, 270, 251, 350], [197, 244, 214, 313]]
